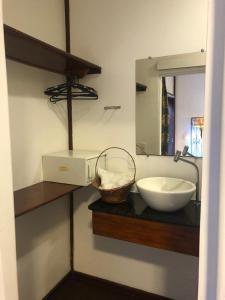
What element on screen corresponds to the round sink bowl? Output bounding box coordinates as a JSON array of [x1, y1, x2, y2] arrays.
[[136, 177, 196, 212]]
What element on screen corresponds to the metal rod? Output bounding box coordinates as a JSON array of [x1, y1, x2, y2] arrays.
[[104, 106, 121, 110], [64, 0, 70, 53], [64, 0, 74, 272], [64, 0, 73, 151], [66, 79, 73, 151], [174, 150, 201, 206], [178, 157, 200, 205], [69, 192, 74, 270]]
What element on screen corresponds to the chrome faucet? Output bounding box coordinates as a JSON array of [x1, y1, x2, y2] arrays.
[[174, 146, 200, 206]]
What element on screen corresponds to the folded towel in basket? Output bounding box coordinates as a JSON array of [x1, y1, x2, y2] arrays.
[[98, 168, 133, 190]]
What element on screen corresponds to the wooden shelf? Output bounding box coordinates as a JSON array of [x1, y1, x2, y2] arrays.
[[4, 24, 101, 77], [136, 82, 147, 92], [14, 181, 81, 218], [89, 195, 200, 256], [91, 212, 199, 256]]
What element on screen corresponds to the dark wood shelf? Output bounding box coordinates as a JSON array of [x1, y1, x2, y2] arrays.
[[14, 181, 81, 218], [136, 82, 147, 92], [4, 24, 101, 77], [91, 212, 199, 256], [89, 195, 200, 256]]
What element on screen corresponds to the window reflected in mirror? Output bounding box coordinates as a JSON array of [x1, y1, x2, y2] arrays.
[[161, 74, 205, 156], [191, 117, 204, 157]]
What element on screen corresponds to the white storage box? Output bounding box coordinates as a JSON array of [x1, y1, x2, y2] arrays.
[[42, 150, 106, 186]]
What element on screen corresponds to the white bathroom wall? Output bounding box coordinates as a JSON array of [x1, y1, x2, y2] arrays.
[[3, 0, 65, 50], [0, 1, 18, 299], [70, 1, 208, 299], [3, 1, 71, 299]]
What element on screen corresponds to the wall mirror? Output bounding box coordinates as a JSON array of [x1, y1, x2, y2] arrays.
[[136, 52, 206, 157]]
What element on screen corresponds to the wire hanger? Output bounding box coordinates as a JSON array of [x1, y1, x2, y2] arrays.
[[44, 78, 98, 103]]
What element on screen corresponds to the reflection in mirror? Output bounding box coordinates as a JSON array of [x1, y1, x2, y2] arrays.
[[136, 52, 206, 157]]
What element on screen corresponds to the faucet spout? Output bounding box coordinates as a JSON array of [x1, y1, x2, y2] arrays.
[[179, 157, 200, 205], [174, 147, 200, 205]]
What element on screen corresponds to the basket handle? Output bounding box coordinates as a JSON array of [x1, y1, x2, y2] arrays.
[[94, 147, 136, 181]]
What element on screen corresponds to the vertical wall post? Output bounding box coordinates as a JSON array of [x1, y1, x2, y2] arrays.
[[64, 0, 73, 150], [64, 0, 74, 272], [198, 0, 225, 299], [0, 3, 19, 298]]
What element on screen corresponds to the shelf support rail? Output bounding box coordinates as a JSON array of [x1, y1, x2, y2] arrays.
[[64, 0, 74, 272]]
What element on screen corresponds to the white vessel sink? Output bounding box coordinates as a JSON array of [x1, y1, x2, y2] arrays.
[[136, 177, 196, 212]]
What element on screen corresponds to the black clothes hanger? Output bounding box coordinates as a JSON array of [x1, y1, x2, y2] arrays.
[[44, 78, 98, 103]]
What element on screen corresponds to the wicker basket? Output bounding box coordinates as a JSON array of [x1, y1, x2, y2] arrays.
[[92, 147, 136, 204]]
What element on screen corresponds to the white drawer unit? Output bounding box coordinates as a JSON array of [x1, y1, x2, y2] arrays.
[[42, 150, 106, 186]]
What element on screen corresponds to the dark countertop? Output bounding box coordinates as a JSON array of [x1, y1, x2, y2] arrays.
[[88, 193, 200, 228]]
